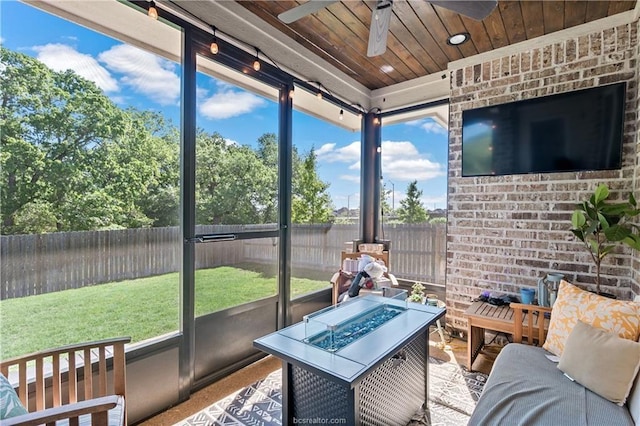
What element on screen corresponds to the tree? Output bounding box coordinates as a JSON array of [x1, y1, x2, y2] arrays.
[[380, 182, 393, 218], [397, 180, 429, 223], [291, 149, 333, 223], [129, 110, 180, 227], [256, 133, 279, 224], [195, 130, 278, 225], [0, 47, 158, 233]]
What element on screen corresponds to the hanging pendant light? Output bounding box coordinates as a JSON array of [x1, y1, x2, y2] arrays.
[[210, 26, 219, 55], [148, 1, 158, 19]]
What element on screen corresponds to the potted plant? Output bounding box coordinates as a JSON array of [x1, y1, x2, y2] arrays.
[[408, 282, 426, 303], [570, 183, 640, 295]]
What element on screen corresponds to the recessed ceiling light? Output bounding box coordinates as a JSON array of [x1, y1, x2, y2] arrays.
[[380, 64, 394, 73], [447, 32, 470, 46]]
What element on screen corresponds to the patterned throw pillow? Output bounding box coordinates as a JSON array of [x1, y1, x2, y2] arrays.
[[543, 280, 640, 356], [0, 373, 28, 420]]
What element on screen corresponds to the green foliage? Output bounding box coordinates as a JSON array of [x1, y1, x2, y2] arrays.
[[408, 282, 425, 303], [1, 46, 332, 234], [292, 148, 333, 223], [570, 183, 640, 293], [0, 264, 329, 359], [1, 47, 157, 233], [380, 182, 393, 217], [429, 217, 447, 224], [397, 180, 429, 223]]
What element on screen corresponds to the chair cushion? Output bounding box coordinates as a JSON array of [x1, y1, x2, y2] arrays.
[[0, 373, 28, 420], [542, 280, 640, 356], [558, 320, 640, 406]]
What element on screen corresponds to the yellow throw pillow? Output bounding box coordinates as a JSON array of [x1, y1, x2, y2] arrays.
[[558, 320, 640, 405], [543, 280, 640, 356]]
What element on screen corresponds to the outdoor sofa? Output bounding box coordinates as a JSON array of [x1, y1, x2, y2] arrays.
[[468, 281, 640, 426]]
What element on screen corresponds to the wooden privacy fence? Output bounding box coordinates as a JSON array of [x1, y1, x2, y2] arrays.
[[1, 223, 446, 300]]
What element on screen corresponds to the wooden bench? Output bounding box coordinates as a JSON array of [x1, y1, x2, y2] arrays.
[[465, 301, 551, 371]]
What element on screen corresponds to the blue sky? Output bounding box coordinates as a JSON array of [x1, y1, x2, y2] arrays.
[[1, 1, 449, 210]]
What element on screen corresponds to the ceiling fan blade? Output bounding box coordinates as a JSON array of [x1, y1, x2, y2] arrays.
[[428, 0, 497, 21], [367, 1, 394, 57], [278, 0, 338, 24]]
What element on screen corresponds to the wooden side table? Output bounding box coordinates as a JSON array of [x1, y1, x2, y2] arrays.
[[464, 301, 549, 371]]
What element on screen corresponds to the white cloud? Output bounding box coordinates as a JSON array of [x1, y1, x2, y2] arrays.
[[317, 141, 360, 163], [198, 85, 266, 119], [33, 43, 119, 92], [380, 140, 444, 181], [224, 138, 239, 146], [421, 121, 447, 134], [404, 118, 447, 134], [98, 44, 180, 105], [316, 139, 444, 182]]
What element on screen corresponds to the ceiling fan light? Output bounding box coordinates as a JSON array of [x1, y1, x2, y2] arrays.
[[447, 32, 470, 46]]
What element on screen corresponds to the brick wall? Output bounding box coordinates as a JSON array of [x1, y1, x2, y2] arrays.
[[633, 18, 640, 297], [446, 20, 639, 332]]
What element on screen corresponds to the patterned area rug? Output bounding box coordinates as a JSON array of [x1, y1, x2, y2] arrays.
[[174, 357, 488, 426]]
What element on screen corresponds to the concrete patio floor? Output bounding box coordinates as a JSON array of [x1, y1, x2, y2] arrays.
[[138, 329, 503, 425]]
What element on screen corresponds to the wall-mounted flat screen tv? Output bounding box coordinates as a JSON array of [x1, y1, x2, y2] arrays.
[[461, 82, 626, 177]]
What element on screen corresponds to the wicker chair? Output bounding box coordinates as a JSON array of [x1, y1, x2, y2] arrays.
[[1, 337, 130, 426]]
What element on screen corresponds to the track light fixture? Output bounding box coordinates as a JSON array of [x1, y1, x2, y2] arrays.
[[253, 48, 261, 72], [339, 109, 344, 121], [210, 26, 219, 54], [316, 82, 323, 100], [289, 88, 295, 99], [148, 1, 158, 19]]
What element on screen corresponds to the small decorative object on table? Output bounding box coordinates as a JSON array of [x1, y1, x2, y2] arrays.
[[409, 282, 426, 303]]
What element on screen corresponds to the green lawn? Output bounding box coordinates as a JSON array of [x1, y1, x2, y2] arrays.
[[0, 264, 329, 359]]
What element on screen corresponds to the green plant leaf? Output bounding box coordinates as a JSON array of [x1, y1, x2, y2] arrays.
[[570, 229, 585, 242], [584, 202, 598, 220], [588, 239, 600, 254], [585, 220, 599, 235], [571, 210, 586, 228], [600, 245, 615, 258], [623, 234, 640, 250], [594, 184, 609, 204], [629, 192, 637, 207], [604, 224, 631, 241], [597, 212, 610, 230]]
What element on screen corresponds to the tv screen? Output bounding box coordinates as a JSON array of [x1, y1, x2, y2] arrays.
[[461, 83, 626, 177]]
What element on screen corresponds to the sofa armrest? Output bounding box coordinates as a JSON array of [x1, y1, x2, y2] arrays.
[[3, 395, 123, 426]]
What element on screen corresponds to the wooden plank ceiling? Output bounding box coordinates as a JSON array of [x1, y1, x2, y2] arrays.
[[238, 1, 636, 90]]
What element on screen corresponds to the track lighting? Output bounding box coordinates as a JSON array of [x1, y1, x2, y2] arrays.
[[253, 48, 261, 71], [210, 26, 218, 54], [289, 88, 294, 99], [148, 1, 158, 19], [316, 82, 323, 99], [339, 109, 344, 121]]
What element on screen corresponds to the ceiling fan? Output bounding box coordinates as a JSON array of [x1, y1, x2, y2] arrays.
[[278, 0, 498, 57]]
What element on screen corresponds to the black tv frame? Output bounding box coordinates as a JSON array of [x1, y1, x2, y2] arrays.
[[461, 82, 626, 177]]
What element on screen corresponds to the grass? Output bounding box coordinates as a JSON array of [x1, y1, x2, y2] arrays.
[[0, 263, 329, 359]]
